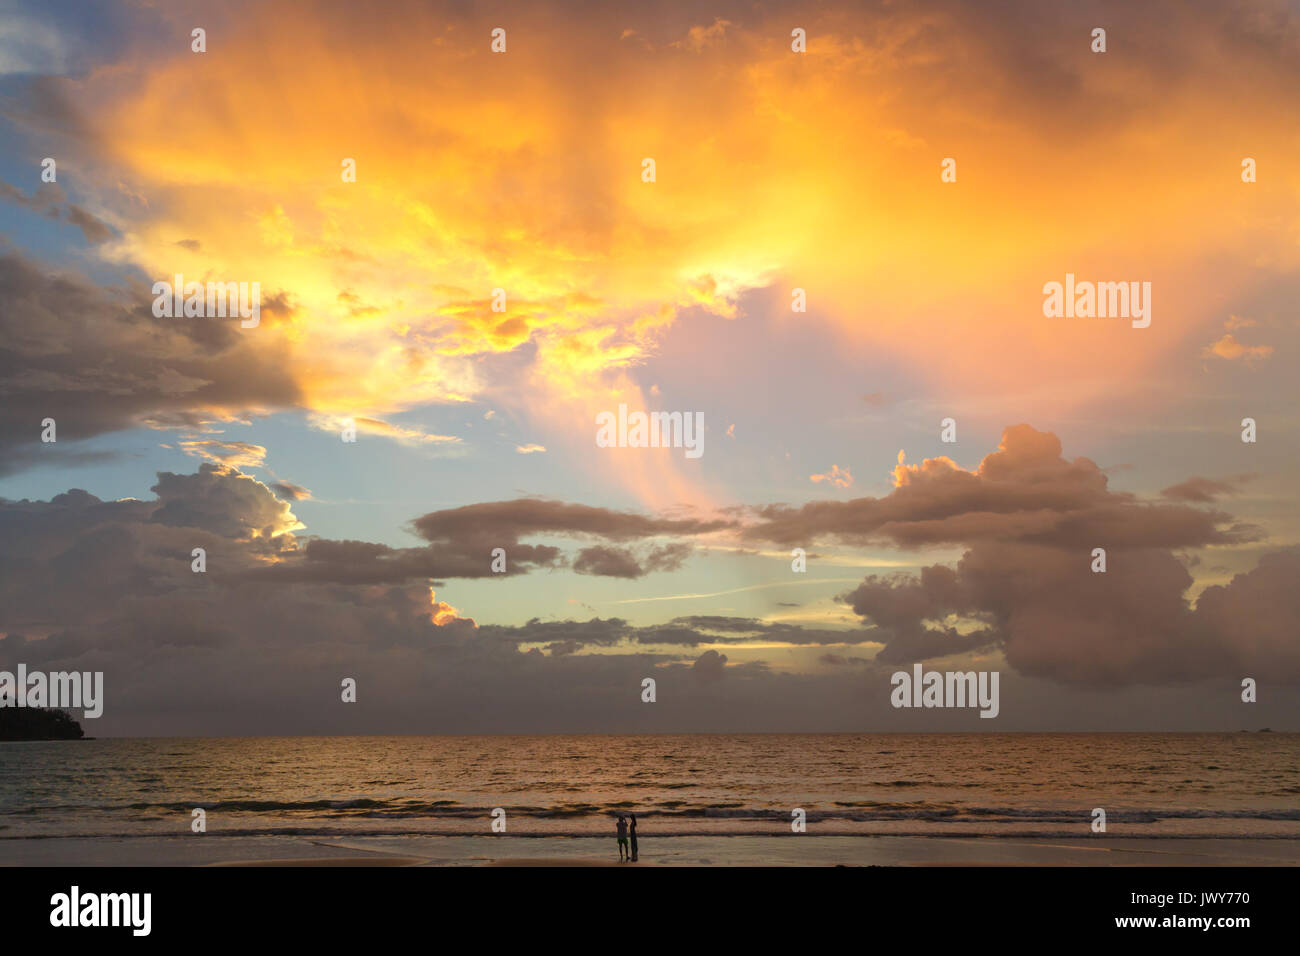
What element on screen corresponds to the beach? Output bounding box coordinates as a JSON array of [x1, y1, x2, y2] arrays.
[[3, 834, 1297, 867]]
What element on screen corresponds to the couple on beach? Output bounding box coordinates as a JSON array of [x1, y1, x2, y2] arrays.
[[615, 813, 638, 862]]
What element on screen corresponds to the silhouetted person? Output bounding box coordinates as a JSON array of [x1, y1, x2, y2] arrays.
[[629, 813, 638, 862], [616, 814, 629, 861]]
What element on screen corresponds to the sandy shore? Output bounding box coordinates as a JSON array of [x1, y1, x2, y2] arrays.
[[3, 834, 1297, 867], [486, 857, 627, 867], [208, 855, 429, 867]]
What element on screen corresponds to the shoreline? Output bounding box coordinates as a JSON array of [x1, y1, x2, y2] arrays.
[[2, 834, 1297, 867]]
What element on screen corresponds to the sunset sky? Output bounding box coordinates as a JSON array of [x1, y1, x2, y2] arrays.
[[0, 0, 1297, 734]]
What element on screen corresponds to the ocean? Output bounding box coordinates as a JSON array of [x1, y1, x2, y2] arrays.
[[2, 733, 1298, 865]]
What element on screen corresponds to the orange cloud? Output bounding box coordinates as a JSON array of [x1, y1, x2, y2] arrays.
[[39, 0, 1300, 506], [428, 588, 467, 627], [811, 464, 854, 488], [177, 439, 268, 469], [1203, 333, 1274, 362], [307, 414, 461, 447]]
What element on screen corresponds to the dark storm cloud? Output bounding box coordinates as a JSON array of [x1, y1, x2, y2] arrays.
[[0, 462, 883, 735], [844, 542, 1300, 685], [0, 252, 299, 476], [5, 411, 1296, 727], [777, 426, 1296, 684], [1193, 549, 1300, 681], [0, 463, 873, 659], [840, 565, 999, 665], [0, 449, 1296, 734]]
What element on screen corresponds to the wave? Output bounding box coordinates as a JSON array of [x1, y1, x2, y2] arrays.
[[4, 827, 1300, 842], [5, 798, 1299, 824]]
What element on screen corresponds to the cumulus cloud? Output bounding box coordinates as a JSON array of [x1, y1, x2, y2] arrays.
[[212, 425, 1295, 687], [150, 463, 302, 539], [0, 470, 880, 734], [0, 465, 299, 633], [1, 0, 1298, 735], [0, 442, 1296, 734], [748, 425, 1258, 551], [780, 426, 1295, 684], [691, 649, 728, 681]]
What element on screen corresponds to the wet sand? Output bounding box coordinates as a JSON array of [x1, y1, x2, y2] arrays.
[[3, 834, 1297, 867]]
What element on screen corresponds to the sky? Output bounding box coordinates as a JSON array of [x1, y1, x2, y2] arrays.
[[0, 0, 1297, 735]]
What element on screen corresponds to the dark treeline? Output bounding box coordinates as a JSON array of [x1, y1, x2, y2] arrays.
[[0, 706, 85, 741]]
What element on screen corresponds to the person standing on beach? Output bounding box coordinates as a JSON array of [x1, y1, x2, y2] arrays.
[[616, 814, 629, 861], [628, 813, 638, 862]]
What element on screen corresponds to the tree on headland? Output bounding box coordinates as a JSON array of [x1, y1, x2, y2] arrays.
[[0, 704, 85, 740]]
